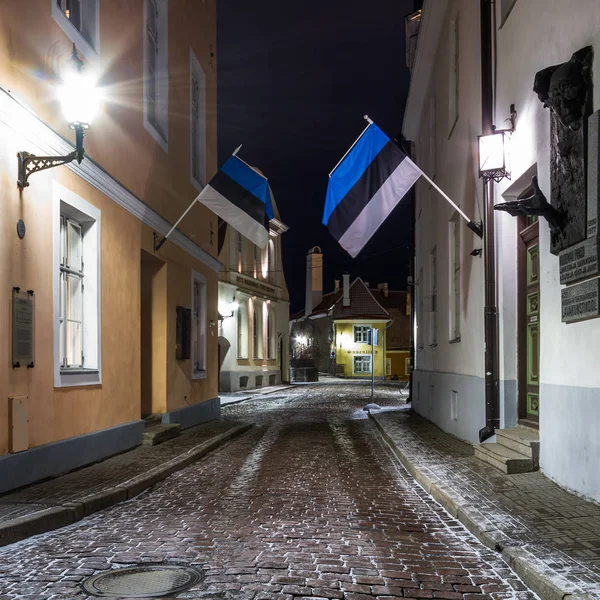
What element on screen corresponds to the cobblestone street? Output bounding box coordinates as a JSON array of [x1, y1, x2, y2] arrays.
[[0, 384, 537, 599]]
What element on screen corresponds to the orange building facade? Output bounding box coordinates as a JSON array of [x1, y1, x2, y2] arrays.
[[0, 0, 221, 492]]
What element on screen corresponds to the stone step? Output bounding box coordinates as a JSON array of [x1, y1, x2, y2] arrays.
[[495, 426, 540, 462], [143, 413, 162, 429], [474, 442, 534, 474], [142, 423, 181, 446]]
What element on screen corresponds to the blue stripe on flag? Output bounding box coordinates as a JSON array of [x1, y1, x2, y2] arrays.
[[322, 123, 390, 225], [221, 156, 274, 219]]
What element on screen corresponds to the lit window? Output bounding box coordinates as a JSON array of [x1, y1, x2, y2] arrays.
[[144, 0, 168, 150], [354, 325, 370, 343], [354, 355, 372, 374], [192, 272, 207, 378], [190, 50, 206, 189], [253, 306, 263, 359], [54, 183, 101, 387], [53, 0, 99, 57]]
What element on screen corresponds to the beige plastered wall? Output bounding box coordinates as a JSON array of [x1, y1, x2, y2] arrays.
[[0, 0, 220, 454]]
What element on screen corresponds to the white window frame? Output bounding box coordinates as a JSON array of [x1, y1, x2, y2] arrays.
[[448, 12, 459, 137], [190, 49, 207, 192], [449, 214, 461, 342], [353, 355, 372, 374], [191, 270, 207, 379], [53, 182, 101, 387], [52, 0, 99, 60], [353, 325, 370, 344], [143, 0, 169, 152]]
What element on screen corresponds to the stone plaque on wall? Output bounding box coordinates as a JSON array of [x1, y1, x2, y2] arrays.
[[561, 277, 600, 323]]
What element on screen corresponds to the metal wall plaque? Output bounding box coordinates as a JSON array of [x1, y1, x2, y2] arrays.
[[12, 288, 35, 368], [561, 277, 600, 323], [559, 236, 599, 284]]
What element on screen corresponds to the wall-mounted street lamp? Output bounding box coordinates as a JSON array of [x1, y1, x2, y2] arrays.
[[478, 104, 516, 184], [17, 44, 99, 189], [218, 299, 240, 321]]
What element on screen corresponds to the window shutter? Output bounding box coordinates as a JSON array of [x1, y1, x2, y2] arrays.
[[176, 306, 192, 360]]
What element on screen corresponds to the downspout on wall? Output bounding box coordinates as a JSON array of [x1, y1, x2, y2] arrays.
[[480, 0, 500, 442]]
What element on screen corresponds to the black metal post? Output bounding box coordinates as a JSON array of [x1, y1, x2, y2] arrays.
[[480, 0, 500, 442]]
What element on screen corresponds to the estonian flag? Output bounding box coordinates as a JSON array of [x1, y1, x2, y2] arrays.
[[197, 154, 274, 248], [323, 122, 422, 258]]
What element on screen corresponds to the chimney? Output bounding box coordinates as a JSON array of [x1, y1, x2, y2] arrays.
[[334, 279, 340, 291], [342, 273, 350, 307], [305, 246, 323, 317], [378, 282, 389, 297]]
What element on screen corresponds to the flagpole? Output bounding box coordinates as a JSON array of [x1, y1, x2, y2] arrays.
[[328, 115, 374, 178], [154, 195, 200, 252], [417, 169, 483, 238]]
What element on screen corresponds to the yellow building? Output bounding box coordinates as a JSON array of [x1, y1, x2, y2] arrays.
[[0, 1, 220, 492], [291, 253, 411, 381]]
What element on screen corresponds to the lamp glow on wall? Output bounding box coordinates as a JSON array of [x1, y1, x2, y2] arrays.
[[478, 105, 516, 184], [17, 44, 100, 189]]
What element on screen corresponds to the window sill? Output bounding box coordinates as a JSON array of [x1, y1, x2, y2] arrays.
[[449, 337, 461, 344], [428, 343, 438, 348], [192, 369, 207, 380], [56, 368, 101, 388]]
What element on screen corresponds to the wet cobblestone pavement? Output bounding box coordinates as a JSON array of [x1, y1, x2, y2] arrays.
[[0, 384, 537, 599]]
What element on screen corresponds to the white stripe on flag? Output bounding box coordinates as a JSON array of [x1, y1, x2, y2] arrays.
[[338, 156, 421, 258], [197, 184, 269, 248]]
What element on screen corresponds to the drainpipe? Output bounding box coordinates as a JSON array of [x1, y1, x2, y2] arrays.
[[480, 0, 500, 442]]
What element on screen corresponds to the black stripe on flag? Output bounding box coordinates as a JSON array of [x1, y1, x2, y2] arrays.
[[210, 170, 266, 225], [327, 141, 406, 241]]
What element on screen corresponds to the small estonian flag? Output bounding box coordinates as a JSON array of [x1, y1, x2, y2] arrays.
[[197, 154, 274, 248], [323, 122, 422, 258]]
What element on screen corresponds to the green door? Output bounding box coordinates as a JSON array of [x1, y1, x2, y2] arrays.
[[525, 239, 540, 421]]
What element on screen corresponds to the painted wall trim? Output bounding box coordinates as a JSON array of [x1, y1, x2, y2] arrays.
[[0, 420, 144, 494], [162, 397, 220, 429], [0, 86, 221, 273]]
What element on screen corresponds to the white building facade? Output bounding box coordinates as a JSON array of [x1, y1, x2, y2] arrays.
[[217, 194, 290, 391], [405, 0, 600, 502]]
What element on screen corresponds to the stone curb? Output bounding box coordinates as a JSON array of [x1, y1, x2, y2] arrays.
[[0, 422, 253, 548], [369, 412, 592, 600]]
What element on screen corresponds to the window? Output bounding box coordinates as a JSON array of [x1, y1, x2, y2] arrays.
[[190, 50, 206, 190], [449, 214, 461, 341], [237, 232, 243, 273], [448, 13, 459, 136], [60, 216, 83, 368], [253, 244, 259, 278], [53, 0, 99, 58], [268, 240, 275, 284], [253, 305, 263, 359], [354, 325, 370, 343], [144, 0, 168, 150], [353, 355, 372, 374], [417, 267, 424, 350], [192, 271, 207, 378], [429, 247, 437, 346], [500, 0, 517, 24], [267, 310, 276, 359], [237, 299, 248, 359], [53, 182, 101, 387], [429, 96, 436, 178], [405, 357, 411, 375]]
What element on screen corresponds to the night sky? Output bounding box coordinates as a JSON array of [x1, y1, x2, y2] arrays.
[[217, 0, 414, 313]]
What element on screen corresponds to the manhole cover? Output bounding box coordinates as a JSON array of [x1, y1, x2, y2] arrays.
[[82, 564, 203, 597]]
